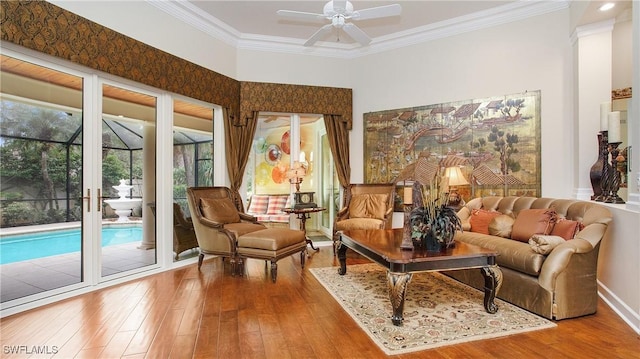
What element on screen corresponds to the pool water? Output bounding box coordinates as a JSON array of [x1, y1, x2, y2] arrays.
[[0, 226, 142, 265]]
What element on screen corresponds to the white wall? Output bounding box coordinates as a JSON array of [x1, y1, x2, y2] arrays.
[[236, 49, 351, 88], [350, 10, 573, 199]]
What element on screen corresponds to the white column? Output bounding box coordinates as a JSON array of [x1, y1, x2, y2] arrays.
[[139, 124, 157, 250], [626, 4, 640, 210], [572, 20, 614, 200]]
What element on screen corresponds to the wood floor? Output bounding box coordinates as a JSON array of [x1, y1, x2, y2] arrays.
[[1, 244, 638, 358]]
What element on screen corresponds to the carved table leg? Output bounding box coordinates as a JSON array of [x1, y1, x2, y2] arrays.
[[337, 242, 348, 275], [387, 271, 413, 326], [480, 265, 503, 314]]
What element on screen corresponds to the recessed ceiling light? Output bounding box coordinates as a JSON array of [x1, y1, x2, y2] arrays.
[[599, 3, 615, 11]]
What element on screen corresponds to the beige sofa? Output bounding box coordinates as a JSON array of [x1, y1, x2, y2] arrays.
[[446, 196, 612, 320]]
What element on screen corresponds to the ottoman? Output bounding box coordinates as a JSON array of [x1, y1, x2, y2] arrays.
[[236, 228, 307, 282]]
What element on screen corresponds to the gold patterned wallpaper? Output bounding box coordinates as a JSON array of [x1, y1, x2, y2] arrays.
[[240, 82, 352, 129], [0, 1, 352, 123]]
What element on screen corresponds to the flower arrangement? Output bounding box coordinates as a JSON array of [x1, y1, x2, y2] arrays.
[[409, 180, 462, 251]]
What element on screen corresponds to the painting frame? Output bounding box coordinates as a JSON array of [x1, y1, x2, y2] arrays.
[[363, 91, 542, 210]]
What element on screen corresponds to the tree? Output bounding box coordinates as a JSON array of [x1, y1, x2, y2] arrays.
[[1, 100, 81, 211], [487, 126, 520, 175]]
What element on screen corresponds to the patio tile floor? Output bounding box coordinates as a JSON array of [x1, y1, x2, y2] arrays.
[[1, 242, 156, 303]]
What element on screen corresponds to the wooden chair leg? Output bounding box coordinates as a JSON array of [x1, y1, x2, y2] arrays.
[[198, 253, 204, 269], [271, 262, 277, 283], [300, 250, 306, 269]]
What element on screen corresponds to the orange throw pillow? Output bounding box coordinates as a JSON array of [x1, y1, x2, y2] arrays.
[[469, 209, 501, 235], [511, 209, 557, 242], [550, 219, 583, 240]]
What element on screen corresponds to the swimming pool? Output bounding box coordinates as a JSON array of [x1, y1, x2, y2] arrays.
[[0, 226, 142, 265]]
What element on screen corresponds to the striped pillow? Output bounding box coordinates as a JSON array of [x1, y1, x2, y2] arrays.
[[266, 195, 288, 215], [247, 194, 269, 214]]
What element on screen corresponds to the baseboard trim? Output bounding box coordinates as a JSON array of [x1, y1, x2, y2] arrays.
[[598, 280, 640, 334]]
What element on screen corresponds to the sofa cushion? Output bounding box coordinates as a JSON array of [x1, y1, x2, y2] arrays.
[[511, 208, 557, 242], [349, 194, 389, 220], [469, 209, 501, 234], [455, 231, 546, 276], [457, 207, 472, 231], [488, 214, 515, 238], [200, 197, 240, 224], [550, 219, 583, 240], [247, 194, 269, 214], [223, 222, 266, 238], [528, 234, 565, 255], [335, 217, 384, 231], [237, 228, 305, 251]]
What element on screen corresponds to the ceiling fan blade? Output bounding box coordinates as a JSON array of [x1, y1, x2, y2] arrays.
[[342, 23, 371, 46], [276, 10, 326, 22], [304, 24, 334, 47], [353, 4, 401, 21]]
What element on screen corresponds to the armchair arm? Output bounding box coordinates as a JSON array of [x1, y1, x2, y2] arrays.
[[198, 216, 226, 230], [538, 238, 595, 291], [239, 212, 259, 223], [336, 207, 349, 220], [175, 214, 194, 229]]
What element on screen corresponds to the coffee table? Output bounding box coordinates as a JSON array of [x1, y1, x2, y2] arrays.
[[338, 229, 503, 326]]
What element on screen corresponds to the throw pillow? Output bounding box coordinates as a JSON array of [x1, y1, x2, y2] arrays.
[[200, 197, 240, 224], [247, 194, 269, 214], [488, 214, 515, 238], [349, 194, 389, 220], [457, 206, 472, 231], [511, 208, 557, 242], [550, 219, 583, 240], [469, 209, 501, 235], [529, 234, 566, 255], [266, 195, 288, 215]]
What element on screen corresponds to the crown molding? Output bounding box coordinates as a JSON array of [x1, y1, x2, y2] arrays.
[[148, 0, 569, 59]]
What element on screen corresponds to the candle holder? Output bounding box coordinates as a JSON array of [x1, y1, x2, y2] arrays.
[[401, 204, 414, 250], [604, 142, 625, 204], [596, 131, 610, 202]]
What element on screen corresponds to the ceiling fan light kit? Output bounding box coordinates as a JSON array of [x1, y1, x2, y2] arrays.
[[277, 0, 401, 47]]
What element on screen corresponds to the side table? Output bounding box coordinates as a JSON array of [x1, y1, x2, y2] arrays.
[[283, 207, 326, 254]]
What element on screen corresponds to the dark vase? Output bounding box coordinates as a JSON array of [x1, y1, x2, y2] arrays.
[[590, 132, 606, 200], [424, 232, 442, 252]]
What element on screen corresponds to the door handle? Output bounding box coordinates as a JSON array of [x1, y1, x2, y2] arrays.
[[97, 188, 102, 212], [82, 189, 91, 212]]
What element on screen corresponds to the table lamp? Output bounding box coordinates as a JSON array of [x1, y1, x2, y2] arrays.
[[444, 166, 469, 205]]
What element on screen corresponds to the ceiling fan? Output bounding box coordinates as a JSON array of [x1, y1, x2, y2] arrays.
[[277, 0, 401, 47]]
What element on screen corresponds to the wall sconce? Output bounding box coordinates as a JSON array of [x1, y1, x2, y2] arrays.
[[287, 161, 307, 192], [444, 166, 469, 205]]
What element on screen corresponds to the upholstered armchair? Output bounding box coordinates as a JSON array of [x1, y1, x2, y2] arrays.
[[186, 187, 266, 272], [333, 183, 396, 254], [187, 186, 306, 282]]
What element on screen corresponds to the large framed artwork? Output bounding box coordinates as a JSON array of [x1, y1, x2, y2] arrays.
[[364, 91, 541, 210]]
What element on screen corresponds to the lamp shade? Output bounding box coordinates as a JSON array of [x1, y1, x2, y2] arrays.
[[444, 166, 469, 187], [286, 161, 307, 179]]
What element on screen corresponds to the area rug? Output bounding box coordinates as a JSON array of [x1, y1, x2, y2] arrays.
[[310, 263, 556, 355]]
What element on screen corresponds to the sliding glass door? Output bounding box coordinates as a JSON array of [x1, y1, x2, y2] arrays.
[[1, 55, 85, 302], [99, 83, 157, 278], [246, 113, 333, 235]]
